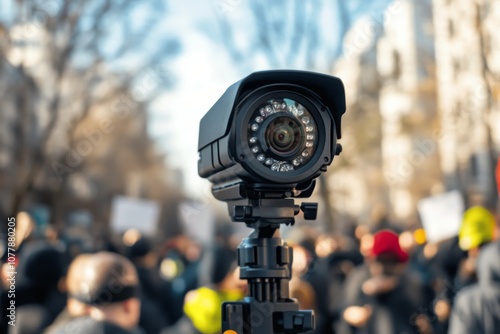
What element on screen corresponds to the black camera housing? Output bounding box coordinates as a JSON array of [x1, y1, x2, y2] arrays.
[[198, 70, 346, 201]]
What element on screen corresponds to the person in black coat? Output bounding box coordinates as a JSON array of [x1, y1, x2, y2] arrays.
[[448, 241, 500, 334], [45, 254, 92, 333], [3, 241, 66, 334], [126, 237, 170, 333]]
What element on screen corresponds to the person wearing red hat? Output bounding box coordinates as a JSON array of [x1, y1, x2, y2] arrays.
[[370, 230, 409, 262], [338, 230, 434, 334]]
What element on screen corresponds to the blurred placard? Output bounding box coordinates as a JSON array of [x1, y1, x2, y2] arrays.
[[110, 196, 160, 236], [418, 190, 464, 243], [178, 201, 214, 245]]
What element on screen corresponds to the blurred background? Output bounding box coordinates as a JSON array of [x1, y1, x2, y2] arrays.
[[1, 0, 499, 236], [0, 0, 500, 333]]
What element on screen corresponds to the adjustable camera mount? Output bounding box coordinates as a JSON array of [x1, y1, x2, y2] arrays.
[[219, 184, 316, 333]]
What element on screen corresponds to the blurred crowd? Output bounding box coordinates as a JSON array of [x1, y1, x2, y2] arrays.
[[0, 200, 499, 334]]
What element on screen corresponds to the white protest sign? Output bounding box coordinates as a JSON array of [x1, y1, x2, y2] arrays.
[[110, 196, 160, 236], [178, 201, 215, 245], [417, 190, 464, 243]]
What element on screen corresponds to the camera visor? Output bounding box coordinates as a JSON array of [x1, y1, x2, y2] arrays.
[[247, 98, 318, 172]]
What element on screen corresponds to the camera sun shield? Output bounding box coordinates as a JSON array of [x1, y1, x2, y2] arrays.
[[198, 70, 346, 197]]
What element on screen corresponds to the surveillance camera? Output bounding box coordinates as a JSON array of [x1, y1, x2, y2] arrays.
[[198, 70, 346, 333], [198, 70, 346, 202]]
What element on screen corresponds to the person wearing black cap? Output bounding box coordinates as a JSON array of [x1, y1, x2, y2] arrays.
[[53, 252, 143, 334], [2, 241, 66, 334], [45, 254, 92, 333], [125, 236, 170, 334]]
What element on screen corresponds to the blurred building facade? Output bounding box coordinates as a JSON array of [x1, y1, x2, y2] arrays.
[[377, 0, 441, 219], [332, 0, 499, 225], [433, 0, 500, 205], [332, 19, 386, 228]]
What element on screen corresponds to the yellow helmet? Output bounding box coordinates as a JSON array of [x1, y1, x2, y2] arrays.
[[458, 206, 495, 250], [184, 287, 244, 334]]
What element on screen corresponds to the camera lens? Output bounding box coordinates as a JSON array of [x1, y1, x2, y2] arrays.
[[247, 97, 318, 172], [266, 116, 304, 156]]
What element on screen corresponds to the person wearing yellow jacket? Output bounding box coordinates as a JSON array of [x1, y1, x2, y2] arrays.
[[162, 244, 245, 334], [184, 286, 244, 334]]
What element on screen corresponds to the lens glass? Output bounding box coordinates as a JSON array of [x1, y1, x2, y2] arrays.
[[267, 116, 303, 155], [247, 98, 318, 172]]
